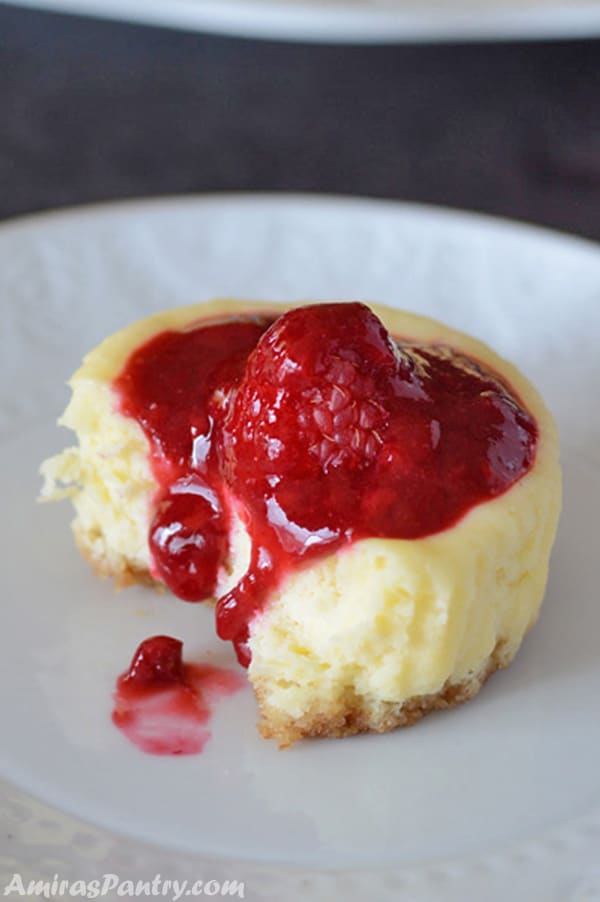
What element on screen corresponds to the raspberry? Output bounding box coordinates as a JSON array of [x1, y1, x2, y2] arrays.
[[223, 303, 403, 484]]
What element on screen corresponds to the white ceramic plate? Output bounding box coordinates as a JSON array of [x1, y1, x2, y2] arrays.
[[10, 0, 600, 42], [1, 194, 599, 901]]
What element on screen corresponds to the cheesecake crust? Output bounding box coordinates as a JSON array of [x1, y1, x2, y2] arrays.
[[253, 639, 512, 748]]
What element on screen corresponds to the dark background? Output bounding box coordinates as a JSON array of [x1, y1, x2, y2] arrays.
[[1, 2, 600, 238]]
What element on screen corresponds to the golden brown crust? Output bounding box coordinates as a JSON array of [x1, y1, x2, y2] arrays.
[[253, 640, 512, 748]]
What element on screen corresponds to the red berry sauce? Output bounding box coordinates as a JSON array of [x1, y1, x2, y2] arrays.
[[113, 304, 538, 667], [114, 316, 272, 600], [112, 636, 244, 755]]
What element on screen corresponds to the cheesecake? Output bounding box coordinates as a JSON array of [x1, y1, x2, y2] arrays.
[[41, 300, 561, 746]]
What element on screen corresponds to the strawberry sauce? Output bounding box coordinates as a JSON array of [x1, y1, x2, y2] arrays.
[[112, 636, 244, 755], [113, 304, 538, 666]]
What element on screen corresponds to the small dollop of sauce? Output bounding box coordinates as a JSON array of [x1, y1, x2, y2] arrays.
[[112, 636, 244, 755]]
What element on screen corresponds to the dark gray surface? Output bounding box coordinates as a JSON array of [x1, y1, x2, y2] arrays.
[[1, 2, 600, 238]]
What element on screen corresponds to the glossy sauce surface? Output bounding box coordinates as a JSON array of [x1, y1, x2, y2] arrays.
[[113, 304, 538, 666], [114, 317, 271, 601]]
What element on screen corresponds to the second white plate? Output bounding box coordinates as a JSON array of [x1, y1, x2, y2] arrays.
[[9, 0, 600, 43]]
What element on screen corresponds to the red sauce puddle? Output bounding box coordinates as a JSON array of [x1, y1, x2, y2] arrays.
[[112, 636, 244, 756], [113, 303, 538, 668]]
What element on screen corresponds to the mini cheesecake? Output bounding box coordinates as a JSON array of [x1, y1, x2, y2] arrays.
[[41, 300, 561, 746]]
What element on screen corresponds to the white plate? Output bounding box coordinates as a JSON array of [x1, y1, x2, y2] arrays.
[[10, 0, 600, 42], [1, 194, 599, 901]]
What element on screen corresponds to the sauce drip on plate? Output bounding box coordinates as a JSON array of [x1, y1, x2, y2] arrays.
[[112, 635, 244, 755]]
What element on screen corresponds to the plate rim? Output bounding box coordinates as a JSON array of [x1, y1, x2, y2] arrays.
[[2, 190, 600, 260]]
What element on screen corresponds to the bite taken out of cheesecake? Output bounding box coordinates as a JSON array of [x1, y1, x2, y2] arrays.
[[40, 300, 562, 747]]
